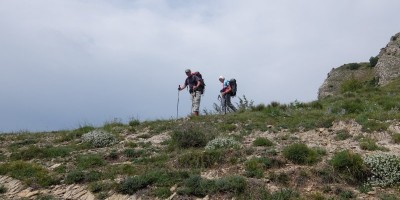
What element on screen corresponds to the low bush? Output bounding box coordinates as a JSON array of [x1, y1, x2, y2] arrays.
[[330, 150, 368, 184], [170, 122, 215, 149], [282, 143, 321, 165], [359, 137, 384, 151], [244, 156, 283, 178], [118, 175, 150, 195], [369, 56, 379, 68], [178, 175, 246, 197], [65, 170, 86, 184], [81, 130, 117, 148], [364, 154, 400, 187], [118, 169, 190, 195], [253, 137, 274, 147], [205, 137, 241, 150]]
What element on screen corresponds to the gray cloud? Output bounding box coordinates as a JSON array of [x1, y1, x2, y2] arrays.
[[1, 0, 400, 132]]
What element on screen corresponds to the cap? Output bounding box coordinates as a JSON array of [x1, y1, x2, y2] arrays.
[[185, 69, 191, 73], [219, 76, 225, 80]]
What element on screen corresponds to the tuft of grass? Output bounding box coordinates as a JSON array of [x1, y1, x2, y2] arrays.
[[10, 145, 72, 160], [359, 137, 387, 151], [170, 122, 215, 149], [334, 130, 352, 141], [76, 154, 106, 169], [0, 161, 58, 187], [177, 149, 224, 169], [178, 175, 246, 197], [243, 156, 283, 178], [253, 137, 274, 147], [58, 125, 95, 142], [329, 150, 368, 185], [392, 133, 400, 144], [282, 143, 322, 165], [118, 169, 190, 195], [153, 187, 172, 199], [0, 185, 7, 194]]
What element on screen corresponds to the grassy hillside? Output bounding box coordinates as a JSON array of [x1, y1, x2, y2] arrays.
[[1, 77, 400, 200]]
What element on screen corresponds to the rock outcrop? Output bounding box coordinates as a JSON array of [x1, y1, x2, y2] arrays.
[[375, 32, 400, 85], [318, 32, 400, 99]]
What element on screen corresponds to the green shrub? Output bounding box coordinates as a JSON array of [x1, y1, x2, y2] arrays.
[[329, 150, 368, 184], [128, 119, 140, 127], [179, 175, 215, 197], [65, 169, 102, 184], [81, 130, 117, 148], [118, 176, 150, 195], [244, 157, 281, 178], [282, 143, 320, 165], [253, 137, 274, 147], [362, 120, 389, 132], [205, 137, 241, 150], [65, 170, 86, 184], [369, 56, 379, 68], [341, 78, 363, 93], [346, 63, 361, 70], [341, 99, 365, 114], [153, 187, 172, 199], [269, 172, 290, 186], [178, 175, 246, 197], [118, 170, 189, 195], [364, 154, 400, 187], [215, 175, 246, 194], [171, 123, 214, 149]]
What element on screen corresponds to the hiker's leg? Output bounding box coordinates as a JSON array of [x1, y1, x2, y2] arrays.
[[221, 95, 227, 113], [226, 94, 237, 112], [192, 91, 201, 115]]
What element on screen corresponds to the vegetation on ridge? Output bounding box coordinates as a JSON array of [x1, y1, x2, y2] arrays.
[[1, 76, 400, 199]]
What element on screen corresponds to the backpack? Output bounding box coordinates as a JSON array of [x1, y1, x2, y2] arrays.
[[192, 71, 206, 93], [229, 78, 237, 96]]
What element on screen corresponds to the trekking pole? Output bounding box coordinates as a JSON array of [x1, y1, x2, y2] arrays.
[[177, 85, 180, 120]]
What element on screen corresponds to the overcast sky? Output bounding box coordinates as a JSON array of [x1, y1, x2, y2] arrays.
[[1, 0, 399, 133]]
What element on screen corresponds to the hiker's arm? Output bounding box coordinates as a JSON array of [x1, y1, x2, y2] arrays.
[[222, 85, 232, 95], [193, 80, 201, 89], [179, 83, 187, 91]]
